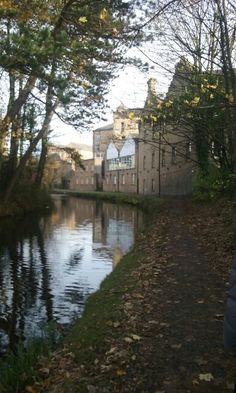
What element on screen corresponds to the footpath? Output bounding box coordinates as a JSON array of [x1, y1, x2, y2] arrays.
[[33, 198, 236, 393]]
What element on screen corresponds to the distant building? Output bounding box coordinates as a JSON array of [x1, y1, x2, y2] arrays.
[[70, 158, 96, 191], [68, 143, 93, 160], [47, 63, 197, 196], [103, 135, 139, 193]]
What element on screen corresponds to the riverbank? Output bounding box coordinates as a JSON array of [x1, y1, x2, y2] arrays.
[[51, 189, 163, 213], [0, 187, 52, 218], [26, 196, 236, 393]]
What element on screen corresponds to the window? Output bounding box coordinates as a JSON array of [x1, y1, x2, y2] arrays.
[[106, 176, 109, 184], [121, 174, 125, 185], [121, 122, 125, 133], [131, 173, 136, 185], [162, 149, 166, 166], [151, 151, 155, 168], [113, 175, 117, 185], [186, 142, 192, 160], [81, 178, 84, 184], [86, 177, 89, 184], [91, 176, 94, 184], [152, 179, 155, 192], [120, 155, 133, 169], [143, 155, 146, 170], [171, 146, 177, 164]]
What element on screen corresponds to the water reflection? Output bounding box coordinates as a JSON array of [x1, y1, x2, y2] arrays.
[[0, 195, 142, 354]]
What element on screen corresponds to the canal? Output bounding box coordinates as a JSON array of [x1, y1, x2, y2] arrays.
[[0, 195, 143, 354]]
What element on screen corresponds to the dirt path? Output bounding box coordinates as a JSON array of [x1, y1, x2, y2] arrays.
[[34, 199, 236, 393]]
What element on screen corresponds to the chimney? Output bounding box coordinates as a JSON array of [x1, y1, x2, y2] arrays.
[[147, 78, 157, 96]]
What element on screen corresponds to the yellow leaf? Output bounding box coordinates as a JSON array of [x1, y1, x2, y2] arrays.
[[79, 16, 87, 23], [165, 100, 173, 108], [99, 7, 108, 20], [190, 96, 200, 106], [128, 111, 135, 120], [150, 114, 158, 122]]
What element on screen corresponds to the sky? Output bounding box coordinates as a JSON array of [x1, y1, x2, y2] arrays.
[[51, 46, 173, 147]]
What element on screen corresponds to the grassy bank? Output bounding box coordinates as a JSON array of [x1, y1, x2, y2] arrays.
[[52, 188, 163, 214]]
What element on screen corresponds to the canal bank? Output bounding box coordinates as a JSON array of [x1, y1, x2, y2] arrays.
[[1, 196, 236, 392], [26, 197, 236, 393], [0, 187, 52, 218], [51, 189, 163, 213]]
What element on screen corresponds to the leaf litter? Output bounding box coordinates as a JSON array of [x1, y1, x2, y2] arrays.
[[30, 198, 236, 392]]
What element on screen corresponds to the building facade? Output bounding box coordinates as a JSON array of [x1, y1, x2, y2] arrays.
[[70, 158, 96, 191], [103, 135, 139, 193], [48, 67, 197, 196]]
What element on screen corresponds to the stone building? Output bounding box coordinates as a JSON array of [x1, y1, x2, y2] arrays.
[[101, 67, 196, 196], [93, 104, 141, 190], [43, 145, 76, 189], [103, 135, 139, 193], [47, 64, 196, 196], [70, 158, 96, 191]]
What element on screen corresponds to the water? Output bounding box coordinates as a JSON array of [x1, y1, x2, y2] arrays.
[[0, 195, 143, 353]]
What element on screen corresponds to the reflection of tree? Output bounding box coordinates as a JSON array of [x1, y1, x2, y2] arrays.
[[67, 248, 84, 270], [0, 212, 53, 352], [8, 238, 23, 349], [36, 230, 53, 322]]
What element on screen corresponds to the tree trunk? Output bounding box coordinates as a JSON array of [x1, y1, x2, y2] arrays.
[[3, 100, 58, 204], [35, 137, 48, 187], [0, 75, 37, 153]]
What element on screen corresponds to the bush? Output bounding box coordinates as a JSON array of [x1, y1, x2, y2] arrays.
[[193, 166, 236, 201]]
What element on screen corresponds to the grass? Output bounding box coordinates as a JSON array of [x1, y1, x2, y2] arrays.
[[52, 188, 163, 214], [0, 322, 64, 393]]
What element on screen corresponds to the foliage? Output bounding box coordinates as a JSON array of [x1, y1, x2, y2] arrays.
[[0, 0, 150, 199], [193, 166, 236, 201], [0, 184, 52, 217]]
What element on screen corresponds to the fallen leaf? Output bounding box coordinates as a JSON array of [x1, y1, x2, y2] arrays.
[[124, 337, 133, 343], [25, 387, 37, 393], [116, 369, 127, 376], [199, 373, 214, 382], [131, 334, 141, 341], [170, 344, 182, 349]]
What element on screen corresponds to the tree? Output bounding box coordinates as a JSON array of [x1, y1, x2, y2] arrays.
[[140, 0, 236, 194], [0, 0, 150, 200]]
